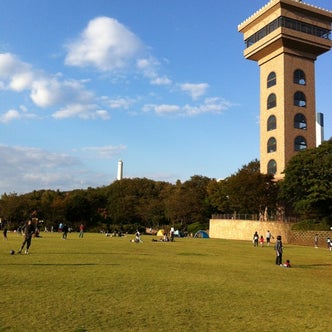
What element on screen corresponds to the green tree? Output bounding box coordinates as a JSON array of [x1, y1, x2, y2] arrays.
[[64, 190, 92, 228], [165, 176, 213, 229], [105, 178, 169, 230], [208, 160, 278, 217], [280, 138, 332, 222], [0, 193, 25, 228]]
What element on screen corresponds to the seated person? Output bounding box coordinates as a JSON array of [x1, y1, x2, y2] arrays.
[[283, 259, 291, 268]]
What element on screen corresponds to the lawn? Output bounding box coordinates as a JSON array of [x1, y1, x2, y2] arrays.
[[1, 232, 331, 331]]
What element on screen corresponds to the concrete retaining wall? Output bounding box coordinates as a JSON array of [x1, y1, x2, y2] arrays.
[[209, 219, 332, 246], [209, 219, 293, 243]]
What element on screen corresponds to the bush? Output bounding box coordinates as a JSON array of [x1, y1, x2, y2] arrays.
[[291, 219, 331, 231]]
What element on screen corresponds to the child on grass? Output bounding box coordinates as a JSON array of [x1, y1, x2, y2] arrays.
[[283, 260, 291, 268]]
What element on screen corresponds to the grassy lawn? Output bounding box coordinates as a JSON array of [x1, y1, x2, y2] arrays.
[[1, 232, 331, 332]]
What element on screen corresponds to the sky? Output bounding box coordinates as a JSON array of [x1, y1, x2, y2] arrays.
[[0, 0, 331, 195]]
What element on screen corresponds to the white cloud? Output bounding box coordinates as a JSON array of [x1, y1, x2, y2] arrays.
[[0, 108, 38, 123], [0, 109, 21, 123], [180, 82, 209, 100], [9, 71, 34, 92], [143, 97, 232, 117], [150, 76, 172, 86], [183, 97, 232, 116], [30, 78, 94, 108], [81, 145, 126, 158], [52, 103, 109, 120], [136, 57, 171, 86], [0, 52, 110, 120], [0, 53, 30, 78], [95, 110, 110, 120], [0, 53, 34, 92], [103, 97, 136, 110], [0, 144, 101, 194], [65, 17, 143, 71], [143, 104, 180, 115]]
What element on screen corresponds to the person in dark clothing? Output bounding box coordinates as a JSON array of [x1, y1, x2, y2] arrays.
[[3, 227, 8, 240], [274, 235, 283, 265], [62, 224, 69, 239], [18, 220, 35, 254], [253, 231, 259, 247]]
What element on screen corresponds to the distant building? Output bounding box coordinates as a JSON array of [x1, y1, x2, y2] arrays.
[[117, 160, 123, 180], [238, 0, 332, 178], [316, 112, 324, 147]]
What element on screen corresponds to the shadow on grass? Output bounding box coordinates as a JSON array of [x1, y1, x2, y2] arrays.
[[0, 263, 120, 266], [296, 263, 332, 269]]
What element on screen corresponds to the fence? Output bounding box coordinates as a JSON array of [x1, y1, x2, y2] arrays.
[[211, 214, 298, 222]]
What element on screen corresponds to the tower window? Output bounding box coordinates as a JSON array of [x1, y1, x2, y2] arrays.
[[294, 113, 307, 129], [294, 91, 306, 107], [267, 137, 277, 153], [267, 72, 276, 88], [267, 115, 276, 131], [267, 159, 277, 175], [294, 69, 306, 85], [267, 93, 276, 109], [294, 136, 307, 151]]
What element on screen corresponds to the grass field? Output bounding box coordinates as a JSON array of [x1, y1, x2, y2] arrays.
[[1, 231, 331, 332]]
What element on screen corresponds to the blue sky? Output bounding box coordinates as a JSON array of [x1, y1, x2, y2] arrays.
[[1, 0, 331, 195]]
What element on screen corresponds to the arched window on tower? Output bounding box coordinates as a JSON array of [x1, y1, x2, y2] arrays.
[[294, 136, 307, 151], [267, 137, 277, 153], [267, 159, 277, 175], [267, 115, 276, 131], [294, 113, 307, 129], [267, 93, 276, 109], [267, 72, 276, 88], [294, 69, 306, 85], [294, 91, 306, 107]]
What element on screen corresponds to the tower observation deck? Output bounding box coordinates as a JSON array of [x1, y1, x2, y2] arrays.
[[238, 0, 332, 178]]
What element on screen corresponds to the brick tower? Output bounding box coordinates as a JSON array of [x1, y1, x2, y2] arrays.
[[238, 0, 332, 178]]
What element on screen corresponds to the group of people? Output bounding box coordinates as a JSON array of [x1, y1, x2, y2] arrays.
[[151, 229, 175, 243], [6, 220, 85, 254], [253, 230, 273, 247], [252, 230, 291, 267]]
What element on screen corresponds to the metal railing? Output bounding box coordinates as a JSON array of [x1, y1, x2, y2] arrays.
[[211, 214, 298, 223]]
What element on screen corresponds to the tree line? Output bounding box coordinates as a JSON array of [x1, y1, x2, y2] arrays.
[[1, 139, 331, 233]]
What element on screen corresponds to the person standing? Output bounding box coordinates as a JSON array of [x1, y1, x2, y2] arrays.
[[274, 235, 283, 265], [170, 227, 175, 242], [62, 224, 69, 239], [253, 231, 259, 247], [79, 224, 84, 238], [18, 220, 35, 254], [314, 234, 318, 248], [266, 230, 273, 246], [3, 227, 8, 240]]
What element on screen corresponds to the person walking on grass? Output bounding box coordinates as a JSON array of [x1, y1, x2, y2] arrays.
[[18, 220, 35, 254], [314, 234, 318, 248], [62, 224, 69, 239], [79, 224, 84, 238], [253, 231, 259, 247], [3, 227, 8, 240], [266, 230, 273, 246], [274, 235, 283, 265]]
